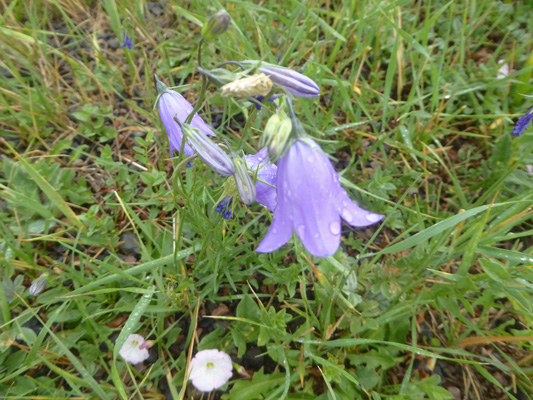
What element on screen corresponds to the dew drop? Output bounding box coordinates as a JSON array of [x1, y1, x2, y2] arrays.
[[272, 228, 278, 234], [329, 221, 341, 235], [297, 225, 306, 236], [314, 233, 320, 238], [366, 213, 382, 223], [307, 156, 314, 163], [341, 208, 353, 222]]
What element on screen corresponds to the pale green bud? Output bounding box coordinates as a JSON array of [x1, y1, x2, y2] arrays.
[[260, 113, 281, 149], [233, 157, 256, 205], [261, 113, 292, 161], [202, 9, 231, 41]]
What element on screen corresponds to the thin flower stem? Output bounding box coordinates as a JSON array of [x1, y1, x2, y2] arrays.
[[197, 38, 205, 68], [185, 77, 207, 125], [216, 60, 245, 70], [185, 39, 208, 125]]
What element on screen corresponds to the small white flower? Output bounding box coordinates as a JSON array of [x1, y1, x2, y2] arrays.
[[188, 349, 233, 392], [119, 334, 152, 365], [497, 60, 510, 79]]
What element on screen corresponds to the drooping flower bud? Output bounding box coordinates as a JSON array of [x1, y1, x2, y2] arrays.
[[233, 157, 256, 205], [241, 60, 320, 98], [261, 113, 281, 145], [29, 273, 49, 296], [180, 121, 235, 176], [202, 9, 231, 41], [120, 30, 133, 49], [155, 74, 215, 157], [511, 107, 533, 136], [261, 113, 292, 161]]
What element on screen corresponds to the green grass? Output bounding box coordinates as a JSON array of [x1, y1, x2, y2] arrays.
[[1, 0, 532, 399]]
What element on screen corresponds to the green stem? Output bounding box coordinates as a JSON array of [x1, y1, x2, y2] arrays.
[[185, 77, 208, 125], [286, 96, 306, 140], [185, 39, 207, 125]]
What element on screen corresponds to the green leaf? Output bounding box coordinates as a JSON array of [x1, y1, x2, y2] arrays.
[[2, 140, 85, 231], [223, 368, 285, 400], [378, 203, 509, 255], [479, 258, 510, 283]]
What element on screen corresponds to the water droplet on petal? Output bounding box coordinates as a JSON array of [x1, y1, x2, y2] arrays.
[[366, 213, 382, 223], [297, 178, 302, 185], [329, 221, 340, 235], [314, 233, 320, 238], [297, 225, 306, 236], [272, 228, 278, 234], [287, 190, 292, 198], [307, 156, 314, 163], [341, 208, 353, 222]]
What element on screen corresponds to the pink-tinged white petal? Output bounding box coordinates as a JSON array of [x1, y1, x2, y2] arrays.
[[188, 349, 233, 392], [119, 334, 150, 365]]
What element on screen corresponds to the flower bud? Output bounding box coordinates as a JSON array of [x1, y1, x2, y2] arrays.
[[233, 157, 256, 205], [241, 60, 320, 98], [215, 195, 234, 219], [29, 273, 49, 296], [260, 113, 281, 148], [261, 113, 292, 161], [157, 75, 215, 157], [154, 74, 168, 96], [202, 9, 231, 41], [181, 122, 235, 176]]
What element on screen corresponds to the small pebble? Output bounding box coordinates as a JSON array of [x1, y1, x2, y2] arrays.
[[446, 386, 461, 400]]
